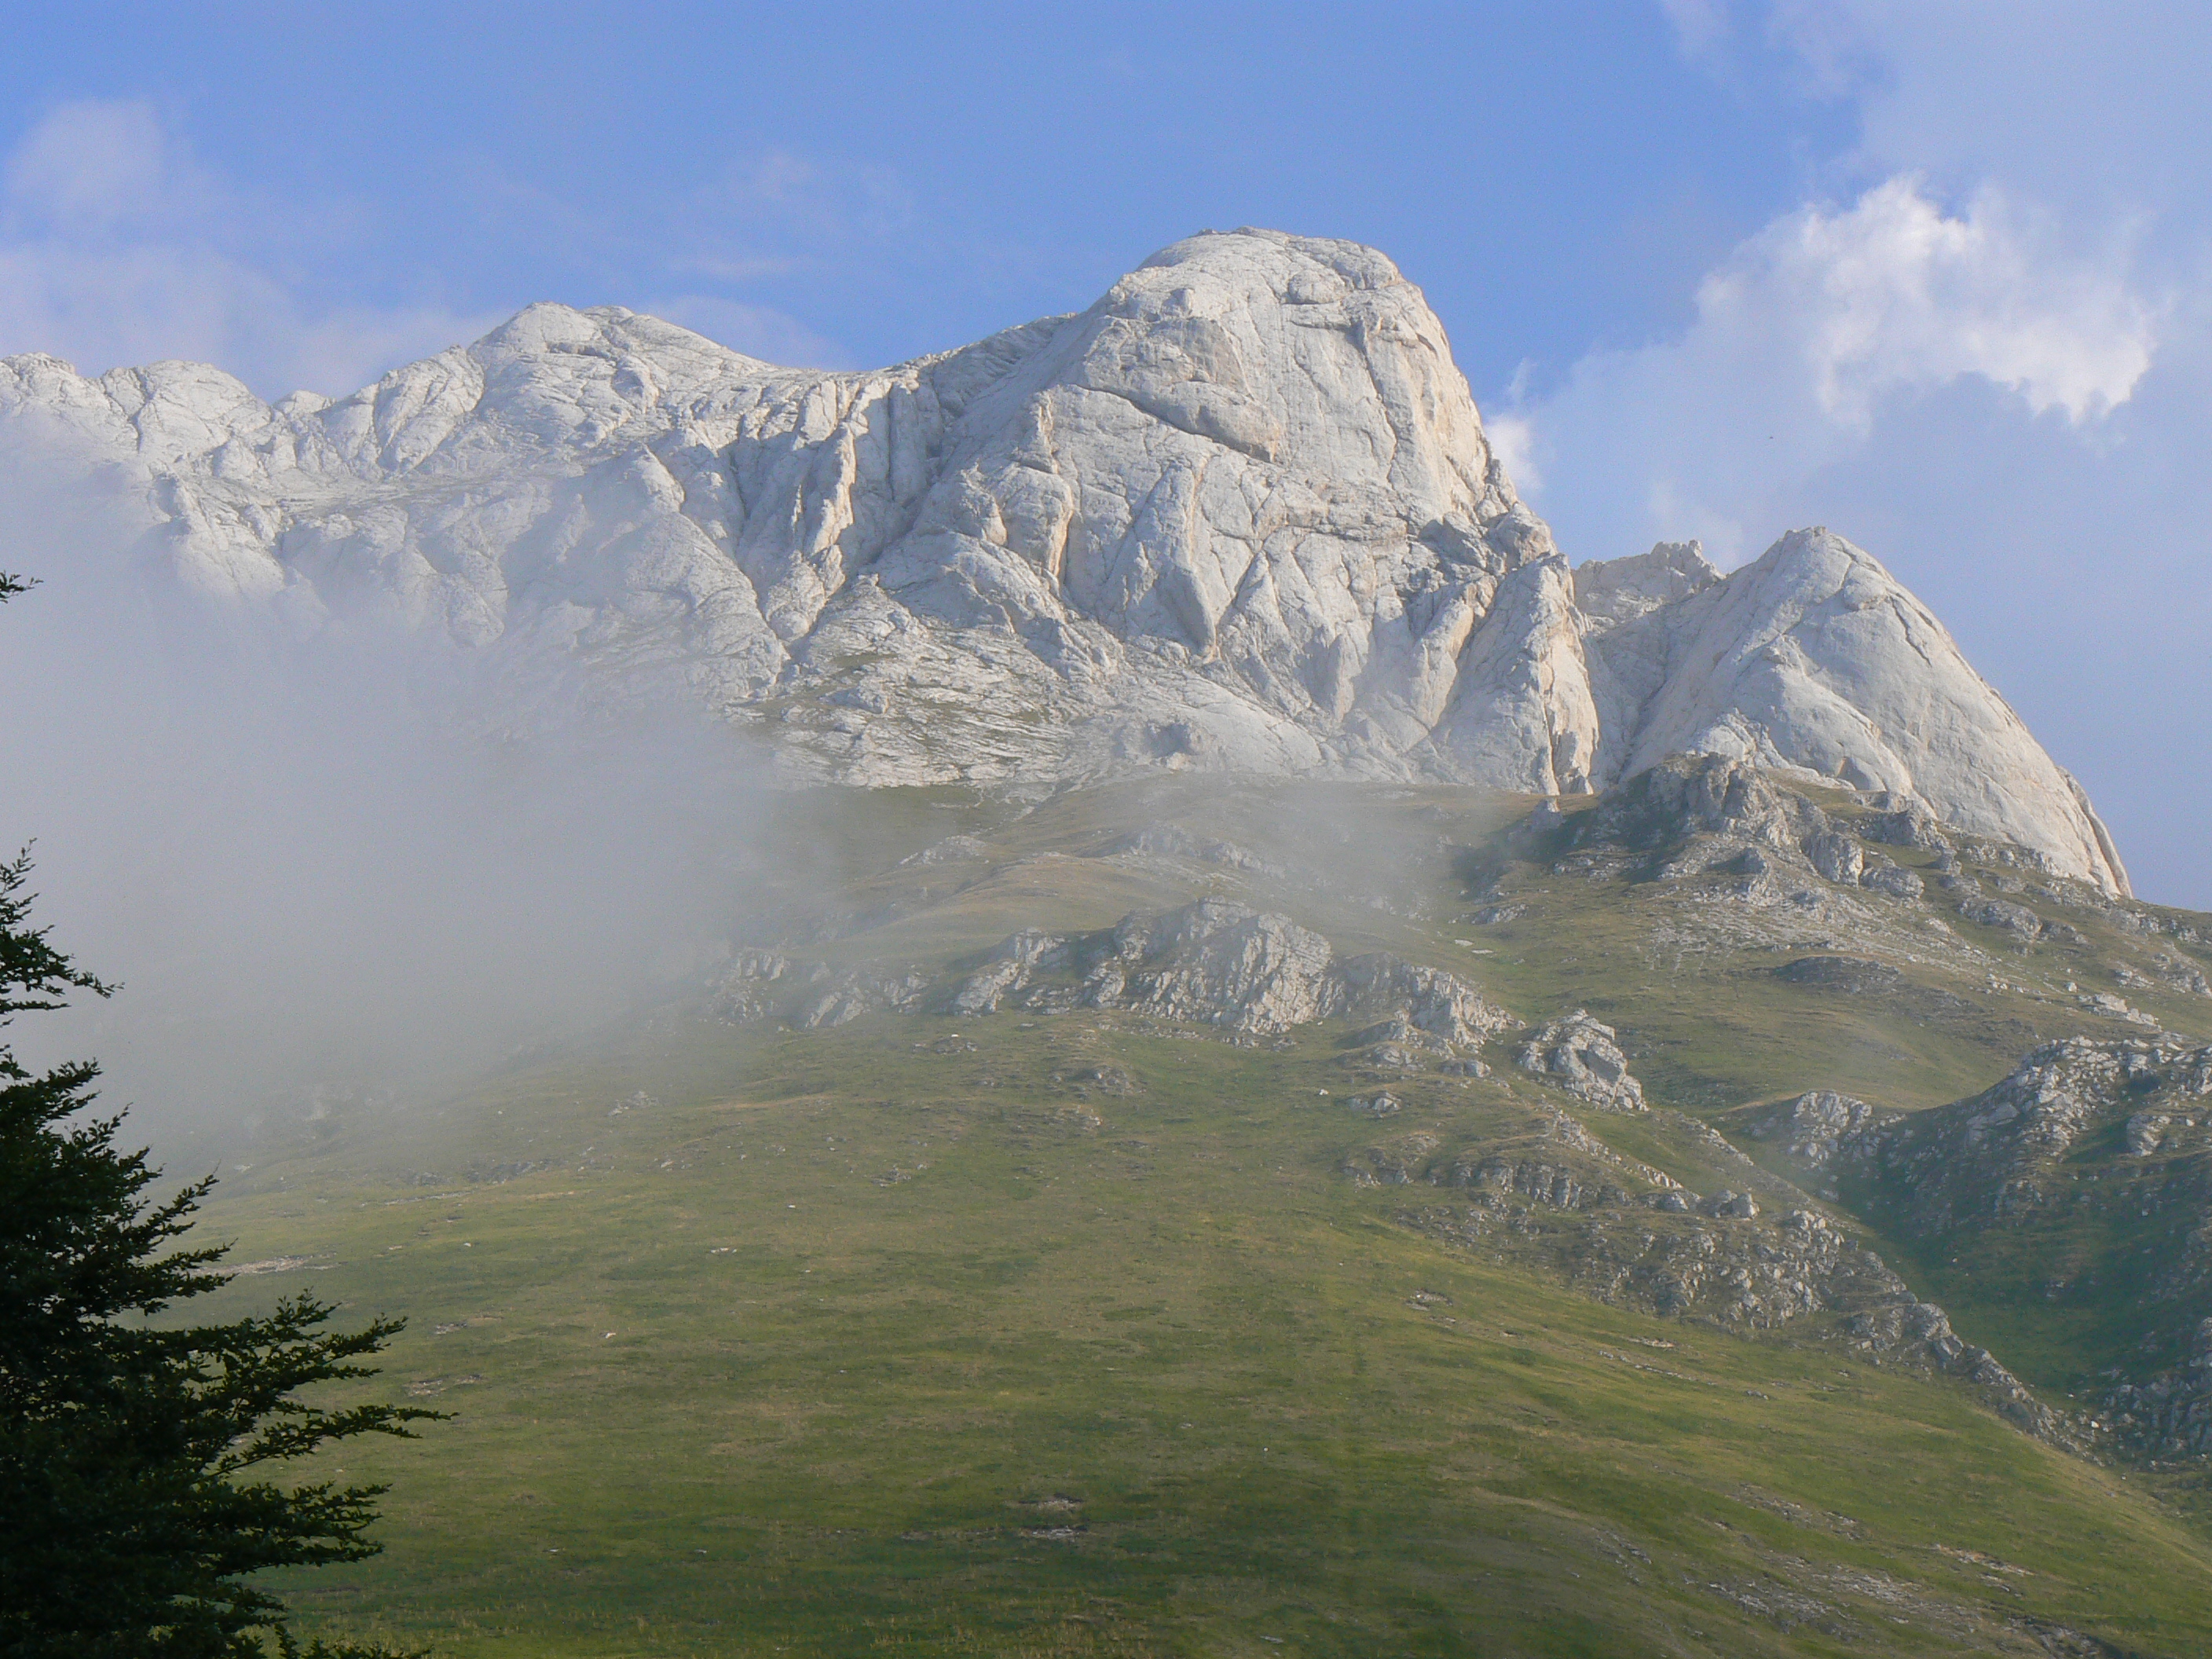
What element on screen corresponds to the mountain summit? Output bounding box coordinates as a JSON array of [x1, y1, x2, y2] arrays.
[[0, 227, 2127, 892]]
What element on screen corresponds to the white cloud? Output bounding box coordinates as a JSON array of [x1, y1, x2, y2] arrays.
[[1502, 175, 2157, 563], [1706, 177, 2155, 427], [4, 101, 183, 228], [0, 101, 493, 396], [0, 238, 489, 398]]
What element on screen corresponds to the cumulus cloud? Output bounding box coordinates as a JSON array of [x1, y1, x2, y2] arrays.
[[5, 100, 186, 227], [1503, 175, 2158, 562], [1716, 178, 2155, 427], [0, 101, 492, 396], [1481, 411, 1541, 494]]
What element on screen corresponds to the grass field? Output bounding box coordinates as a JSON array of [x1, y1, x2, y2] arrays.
[[181, 1013, 2206, 1656], [159, 781, 2212, 1654]]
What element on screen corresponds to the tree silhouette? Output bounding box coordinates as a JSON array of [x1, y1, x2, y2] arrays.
[[0, 573, 438, 1657]]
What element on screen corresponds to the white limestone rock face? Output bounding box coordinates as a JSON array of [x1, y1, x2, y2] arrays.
[[1579, 529, 2129, 894], [0, 229, 1595, 793], [1575, 540, 1721, 631], [0, 230, 2126, 889]]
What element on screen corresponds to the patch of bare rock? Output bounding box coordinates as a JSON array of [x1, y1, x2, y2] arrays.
[[1485, 753, 2182, 974], [947, 898, 1515, 1049], [1515, 1011, 1646, 1111], [708, 951, 931, 1030], [1752, 1035, 2212, 1458]]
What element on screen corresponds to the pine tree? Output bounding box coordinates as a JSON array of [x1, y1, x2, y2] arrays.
[[0, 572, 437, 1657]]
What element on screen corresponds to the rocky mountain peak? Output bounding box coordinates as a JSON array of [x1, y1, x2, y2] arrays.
[[1584, 527, 2128, 892], [0, 229, 2130, 892], [1575, 539, 1722, 631]]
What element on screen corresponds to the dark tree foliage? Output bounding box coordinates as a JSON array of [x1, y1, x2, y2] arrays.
[[1, 577, 437, 1658]]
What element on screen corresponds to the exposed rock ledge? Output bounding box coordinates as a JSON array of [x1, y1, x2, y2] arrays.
[[947, 898, 1515, 1042], [1524, 749, 2126, 899]]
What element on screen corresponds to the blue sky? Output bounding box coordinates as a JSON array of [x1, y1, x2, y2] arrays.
[[4, 2, 2208, 905]]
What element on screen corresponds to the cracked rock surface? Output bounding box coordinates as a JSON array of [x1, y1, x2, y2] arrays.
[[0, 229, 2128, 890]]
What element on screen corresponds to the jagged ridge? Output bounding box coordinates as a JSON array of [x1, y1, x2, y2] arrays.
[[0, 229, 2126, 889]]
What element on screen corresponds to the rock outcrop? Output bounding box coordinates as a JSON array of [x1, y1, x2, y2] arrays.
[[0, 230, 2126, 889], [1752, 1035, 2212, 1456], [709, 952, 931, 1029], [1861, 1036, 2212, 1235], [1577, 531, 2127, 892], [947, 898, 1514, 1045], [1514, 1011, 1647, 1112], [1565, 750, 1818, 860], [1527, 750, 2135, 917], [1748, 1091, 1898, 1170], [1840, 1300, 2061, 1438]]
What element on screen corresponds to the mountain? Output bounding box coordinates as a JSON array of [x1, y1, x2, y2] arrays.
[[16, 226, 2210, 1650], [0, 228, 2128, 892]]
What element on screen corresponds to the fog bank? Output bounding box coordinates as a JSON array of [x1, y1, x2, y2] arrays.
[[0, 452, 776, 1158]]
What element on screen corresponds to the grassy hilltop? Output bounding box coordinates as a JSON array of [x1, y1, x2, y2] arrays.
[[183, 778, 2212, 1656]]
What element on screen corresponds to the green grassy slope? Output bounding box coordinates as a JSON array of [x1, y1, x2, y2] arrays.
[[167, 779, 2212, 1655]]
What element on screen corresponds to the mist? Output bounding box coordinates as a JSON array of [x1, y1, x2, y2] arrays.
[[0, 445, 782, 1163]]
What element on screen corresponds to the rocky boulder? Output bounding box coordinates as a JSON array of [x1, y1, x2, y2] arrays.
[[1515, 1010, 1646, 1112], [1749, 1090, 1898, 1168], [1565, 752, 1803, 857], [1802, 830, 1864, 886], [709, 953, 928, 1029], [1858, 856, 1926, 900], [1107, 900, 1339, 1032], [1957, 897, 2046, 939]]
